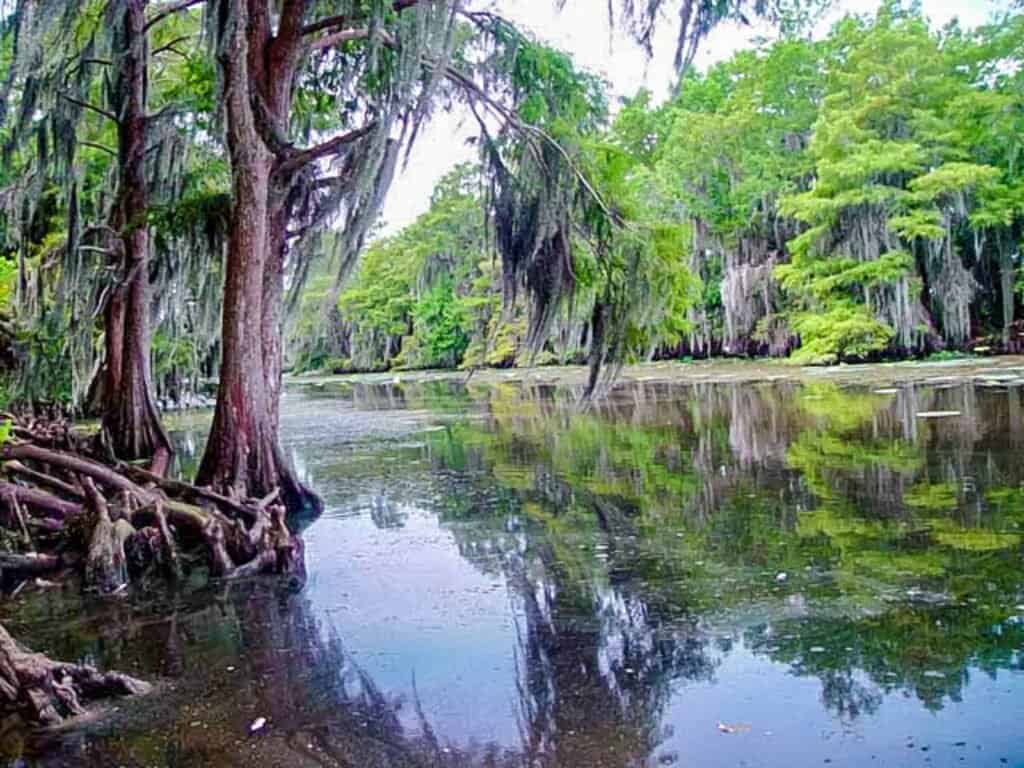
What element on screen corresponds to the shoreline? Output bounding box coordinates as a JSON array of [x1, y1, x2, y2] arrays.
[[287, 354, 1024, 391]]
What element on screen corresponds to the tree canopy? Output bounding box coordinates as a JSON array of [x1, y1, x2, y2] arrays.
[[292, 1, 1024, 378]]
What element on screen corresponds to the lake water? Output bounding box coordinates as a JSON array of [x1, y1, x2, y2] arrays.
[[4, 364, 1024, 767]]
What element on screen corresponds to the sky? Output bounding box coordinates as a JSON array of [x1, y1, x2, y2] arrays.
[[377, 0, 1010, 236]]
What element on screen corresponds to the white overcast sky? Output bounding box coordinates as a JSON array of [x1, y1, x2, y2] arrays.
[[378, 0, 1011, 235]]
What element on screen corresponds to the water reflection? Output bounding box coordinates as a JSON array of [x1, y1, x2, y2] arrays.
[[4, 375, 1024, 766]]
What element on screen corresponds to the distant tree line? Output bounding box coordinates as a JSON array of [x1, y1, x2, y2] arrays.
[[295, 2, 1024, 376]]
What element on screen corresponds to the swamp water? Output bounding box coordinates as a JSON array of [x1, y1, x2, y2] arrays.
[[3, 363, 1024, 767]]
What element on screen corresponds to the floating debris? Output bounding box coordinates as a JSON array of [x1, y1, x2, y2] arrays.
[[249, 717, 267, 734], [717, 722, 752, 734], [915, 411, 961, 418]]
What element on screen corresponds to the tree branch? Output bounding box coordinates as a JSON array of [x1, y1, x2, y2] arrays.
[[302, 13, 352, 37], [144, 0, 207, 32], [60, 94, 118, 124], [152, 35, 192, 57], [276, 124, 376, 177], [302, 0, 419, 36], [79, 140, 117, 157], [145, 103, 185, 123], [434, 61, 621, 227], [276, 0, 308, 45], [310, 27, 370, 51]]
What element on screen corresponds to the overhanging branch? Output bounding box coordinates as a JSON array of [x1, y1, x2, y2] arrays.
[[276, 124, 377, 178], [302, 0, 420, 36], [310, 27, 370, 51], [433, 61, 621, 226], [144, 0, 207, 32]]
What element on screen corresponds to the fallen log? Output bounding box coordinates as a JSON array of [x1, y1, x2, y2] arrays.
[[0, 622, 150, 726]]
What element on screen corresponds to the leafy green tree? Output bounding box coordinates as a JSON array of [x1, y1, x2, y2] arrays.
[[778, 3, 1016, 361]]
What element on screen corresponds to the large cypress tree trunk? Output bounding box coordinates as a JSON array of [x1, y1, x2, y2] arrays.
[[262, 203, 289, 437], [99, 0, 172, 473], [197, 1, 317, 512]]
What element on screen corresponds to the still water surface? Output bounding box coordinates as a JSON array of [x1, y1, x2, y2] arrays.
[[5, 367, 1024, 766]]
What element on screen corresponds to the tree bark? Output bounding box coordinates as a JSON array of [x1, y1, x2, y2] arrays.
[[0, 622, 150, 727], [196, 0, 319, 513], [0, 481, 81, 521], [100, 0, 172, 473]]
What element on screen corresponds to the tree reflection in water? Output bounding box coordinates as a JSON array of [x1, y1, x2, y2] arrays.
[[4, 375, 1024, 766]]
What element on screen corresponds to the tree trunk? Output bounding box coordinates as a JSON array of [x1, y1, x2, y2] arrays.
[[196, 2, 317, 513], [197, 1, 318, 513], [98, 285, 125, 415], [263, 202, 288, 437], [1000, 247, 1015, 345], [99, 0, 172, 473]]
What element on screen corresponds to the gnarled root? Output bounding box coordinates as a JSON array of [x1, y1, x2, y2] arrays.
[[82, 478, 134, 594], [0, 622, 150, 727], [1, 430, 307, 592]]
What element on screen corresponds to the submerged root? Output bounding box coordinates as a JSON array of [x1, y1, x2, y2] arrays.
[[0, 416, 310, 724], [0, 622, 150, 727]]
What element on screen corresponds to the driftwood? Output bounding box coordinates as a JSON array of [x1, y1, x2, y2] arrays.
[[0, 415, 308, 725]]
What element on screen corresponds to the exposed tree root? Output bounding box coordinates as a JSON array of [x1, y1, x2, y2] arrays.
[[0, 425, 303, 588], [0, 622, 150, 727], [0, 415, 309, 724]]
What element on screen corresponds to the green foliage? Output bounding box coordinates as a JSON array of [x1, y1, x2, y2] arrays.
[[788, 305, 896, 364], [290, 1, 1024, 373], [409, 279, 469, 369], [0, 254, 16, 311], [11, 314, 74, 406]]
